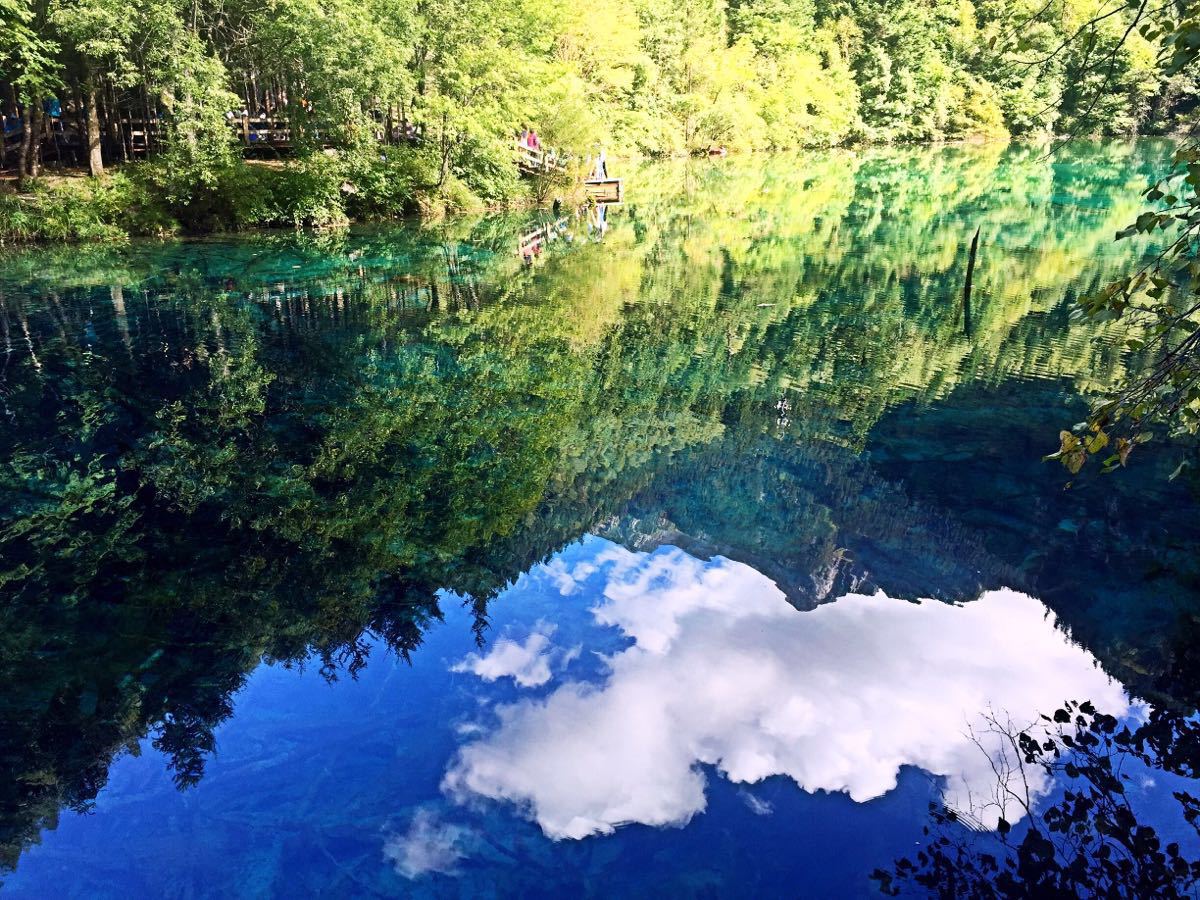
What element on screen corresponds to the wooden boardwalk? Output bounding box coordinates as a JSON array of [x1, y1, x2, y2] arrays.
[[234, 116, 295, 148], [514, 140, 568, 175], [513, 141, 625, 204], [2, 113, 625, 205]]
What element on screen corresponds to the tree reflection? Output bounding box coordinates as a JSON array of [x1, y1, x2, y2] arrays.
[[874, 703, 1200, 899], [0, 143, 1193, 873]]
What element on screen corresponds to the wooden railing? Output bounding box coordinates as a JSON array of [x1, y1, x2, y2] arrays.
[[518, 215, 571, 257], [514, 140, 568, 175], [233, 116, 293, 147], [1, 116, 572, 169]]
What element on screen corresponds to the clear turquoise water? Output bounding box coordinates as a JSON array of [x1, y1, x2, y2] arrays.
[[1, 141, 1198, 897]]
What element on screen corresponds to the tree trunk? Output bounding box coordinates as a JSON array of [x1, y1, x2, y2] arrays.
[[16, 102, 32, 183], [73, 83, 86, 166], [0, 83, 16, 171], [143, 90, 154, 157], [84, 72, 104, 176], [27, 99, 44, 178], [99, 80, 124, 162], [437, 111, 450, 188]]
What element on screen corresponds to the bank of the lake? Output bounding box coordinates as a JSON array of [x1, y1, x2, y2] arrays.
[[0, 151, 489, 245], [0, 135, 1158, 246]]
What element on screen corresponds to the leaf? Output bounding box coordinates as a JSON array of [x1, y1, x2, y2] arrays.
[[1116, 437, 1132, 467], [1136, 211, 1159, 232]]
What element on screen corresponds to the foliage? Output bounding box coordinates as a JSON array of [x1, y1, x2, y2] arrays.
[[0, 150, 442, 240], [0, 173, 174, 242], [3, 0, 1194, 235], [874, 702, 1200, 898], [1042, 6, 1200, 476]]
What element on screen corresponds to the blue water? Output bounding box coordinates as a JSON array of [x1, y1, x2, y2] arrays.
[[5, 538, 952, 898], [4, 534, 1192, 897], [0, 538, 1088, 898], [2, 142, 1199, 896]]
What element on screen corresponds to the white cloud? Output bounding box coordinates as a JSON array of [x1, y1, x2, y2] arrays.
[[739, 791, 773, 816], [383, 808, 472, 879], [452, 626, 557, 688], [560, 644, 583, 668], [443, 544, 1129, 840], [542, 557, 599, 596]]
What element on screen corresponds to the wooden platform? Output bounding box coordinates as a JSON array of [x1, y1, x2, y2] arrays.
[[514, 140, 568, 175], [584, 178, 622, 203]]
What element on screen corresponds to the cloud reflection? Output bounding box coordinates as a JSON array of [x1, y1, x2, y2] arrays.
[[443, 543, 1128, 840], [384, 808, 474, 878], [451, 624, 563, 688]]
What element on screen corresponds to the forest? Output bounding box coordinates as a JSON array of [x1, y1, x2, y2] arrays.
[[0, 0, 1193, 237]]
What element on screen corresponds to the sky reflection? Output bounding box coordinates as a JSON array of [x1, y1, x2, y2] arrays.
[[444, 540, 1129, 841], [0, 537, 1137, 898]]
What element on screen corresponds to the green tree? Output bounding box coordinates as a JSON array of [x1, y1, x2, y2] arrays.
[[1039, 5, 1200, 476]]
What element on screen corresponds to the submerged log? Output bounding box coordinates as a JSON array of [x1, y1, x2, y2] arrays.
[[963, 226, 979, 337]]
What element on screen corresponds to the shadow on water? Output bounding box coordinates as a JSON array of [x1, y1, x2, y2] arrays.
[[0, 140, 1198, 886]]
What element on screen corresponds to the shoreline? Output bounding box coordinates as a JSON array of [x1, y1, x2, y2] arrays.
[[0, 135, 1170, 249]]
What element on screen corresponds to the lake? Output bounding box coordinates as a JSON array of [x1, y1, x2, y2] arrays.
[[2, 140, 1199, 898]]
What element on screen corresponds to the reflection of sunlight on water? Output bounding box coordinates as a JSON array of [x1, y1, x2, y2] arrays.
[[444, 540, 1128, 841]]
